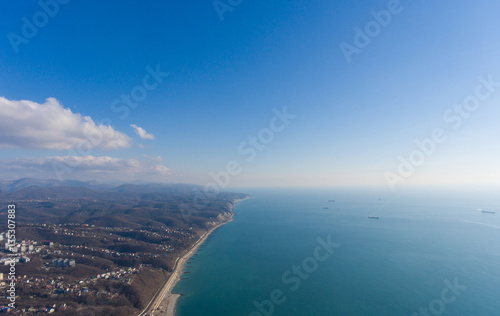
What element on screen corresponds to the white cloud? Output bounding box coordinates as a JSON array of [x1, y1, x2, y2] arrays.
[[130, 124, 155, 140], [0, 155, 171, 182], [143, 154, 163, 162], [0, 97, 131, 150]]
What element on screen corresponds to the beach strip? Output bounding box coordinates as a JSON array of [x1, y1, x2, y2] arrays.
[[139, 216, 234, 316]]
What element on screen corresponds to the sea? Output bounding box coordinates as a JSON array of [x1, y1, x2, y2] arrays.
[[172, 187, 500, 315]]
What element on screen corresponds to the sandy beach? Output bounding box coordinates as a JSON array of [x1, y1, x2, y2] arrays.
[[139, 197, 250, 316], [139, 215, 234, 316]]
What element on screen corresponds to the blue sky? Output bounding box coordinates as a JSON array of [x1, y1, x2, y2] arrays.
[[1, 0, 500, 189]]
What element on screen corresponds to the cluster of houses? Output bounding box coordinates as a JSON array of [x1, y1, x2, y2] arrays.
[[51, 258, 76, 268], [0, 266, 140, 314], [0, 232, 45, 266], [1, 232, 41, 254]]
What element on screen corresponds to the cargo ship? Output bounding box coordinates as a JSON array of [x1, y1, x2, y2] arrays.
[[481, 210, 496, 214]]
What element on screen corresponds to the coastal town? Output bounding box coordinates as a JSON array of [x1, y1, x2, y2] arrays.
[[0, 223, 201, 314], [0, 182, 248, 315]]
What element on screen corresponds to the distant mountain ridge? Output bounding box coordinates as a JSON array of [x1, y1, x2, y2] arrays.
[[0, 178, 106, 193], [1, 186, 104, 200], [0, 178, 248, 227], [0, 178, 203, 195]]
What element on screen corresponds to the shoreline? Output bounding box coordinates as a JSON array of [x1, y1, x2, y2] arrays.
[[140, 196, 249, 316]]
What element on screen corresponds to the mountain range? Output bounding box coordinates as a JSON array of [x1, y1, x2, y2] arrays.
[[0, 178, 247, 228]]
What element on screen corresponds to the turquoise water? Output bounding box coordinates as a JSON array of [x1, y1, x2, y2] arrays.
[[173, 188, 500, 315]]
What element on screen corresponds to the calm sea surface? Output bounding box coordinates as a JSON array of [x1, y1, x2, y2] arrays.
[[173, 188, 500, 315]]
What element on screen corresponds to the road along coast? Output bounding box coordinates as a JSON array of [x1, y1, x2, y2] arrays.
[[140, 197, 250, 316]]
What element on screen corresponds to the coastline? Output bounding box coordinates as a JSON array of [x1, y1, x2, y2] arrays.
[[140, 196, 249, 316]]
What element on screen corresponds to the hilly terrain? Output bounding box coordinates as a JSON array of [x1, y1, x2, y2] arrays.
[[0, 179, 248, 229]]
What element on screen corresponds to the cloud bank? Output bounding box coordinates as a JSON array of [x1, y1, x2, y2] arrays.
[[0, 156, 171, 182], [0, 97, 131, 150]]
